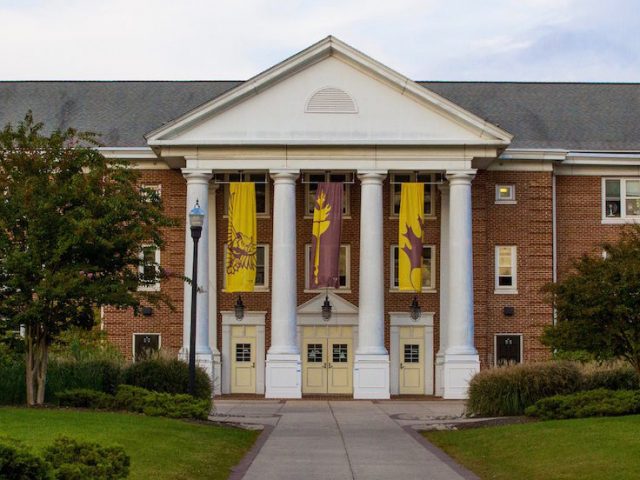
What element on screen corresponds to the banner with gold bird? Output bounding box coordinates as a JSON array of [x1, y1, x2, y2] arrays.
[[398, 183, 424, 292], [309, 183, 343, 289], [226, 182, 257, 292]]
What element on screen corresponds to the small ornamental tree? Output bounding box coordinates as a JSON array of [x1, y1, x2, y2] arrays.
[[0, 113, 174, 405], [543, 225, 640, 375]]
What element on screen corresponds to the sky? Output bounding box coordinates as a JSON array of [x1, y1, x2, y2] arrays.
[[0, 0, 639, 82]]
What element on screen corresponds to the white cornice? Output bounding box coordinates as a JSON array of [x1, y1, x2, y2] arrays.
[[499, 148, 567, 161], [98, 147, 157, 159], [564, 152, 640, 166]]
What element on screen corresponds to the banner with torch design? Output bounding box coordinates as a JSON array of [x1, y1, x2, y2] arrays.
[[398, 183, 424, 292], [309, 183, 343, 289], [226, 182, 257, 292]]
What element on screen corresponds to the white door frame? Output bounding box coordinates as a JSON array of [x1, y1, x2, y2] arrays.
[[389, 312, 434, 395], [221, 311, 266, 394]]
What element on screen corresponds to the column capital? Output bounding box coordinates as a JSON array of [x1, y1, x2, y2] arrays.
[[357, 170, 387, 184], [182, 168, 213, 184], [269, 169, 300, 184], [445, 169, 476, 185]]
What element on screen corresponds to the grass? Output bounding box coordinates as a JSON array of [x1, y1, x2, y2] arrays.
[[0, 407, 259, 480], [424, 415, 640, 480]]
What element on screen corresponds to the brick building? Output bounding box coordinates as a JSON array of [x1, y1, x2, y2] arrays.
[[2, 37, 639, 399]]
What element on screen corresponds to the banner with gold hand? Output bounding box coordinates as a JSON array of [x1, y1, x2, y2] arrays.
[[309, 183, 343, 289], [226, 182, 257, 292], [398, 183, 424, 292]]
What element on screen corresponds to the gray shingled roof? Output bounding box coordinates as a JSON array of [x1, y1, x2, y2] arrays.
[[1, 81, 639, 150]]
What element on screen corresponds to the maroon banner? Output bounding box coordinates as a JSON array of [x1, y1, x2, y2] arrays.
[[309, 182, 343, 289]]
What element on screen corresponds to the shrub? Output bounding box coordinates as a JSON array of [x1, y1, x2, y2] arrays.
[[56, 389, 114, 410], [112, 385, 150, 412], [467, 361, 583, 416], [0, 438, 53, 480], [122, 358, 211, 400], [0, 361, 26, 405], [44, 436, 129, 480], [526, 389, 640, 420], [581, 363, 640, 391], [47, 360, 123, 397], [114, 385, 211, 420]]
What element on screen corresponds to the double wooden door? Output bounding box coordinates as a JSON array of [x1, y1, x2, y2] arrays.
[[302, 326, 353, 395]]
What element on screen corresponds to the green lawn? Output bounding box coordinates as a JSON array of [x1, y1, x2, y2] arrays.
[[424, 415, 640, 480], [0, 407, 259, 480]]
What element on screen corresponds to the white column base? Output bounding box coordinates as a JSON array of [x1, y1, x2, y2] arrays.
[[435, 352, 445, 397], [265, 353, 301, 398], [443, 353, 480, 399], [353, 354, 390, 399], [211, 352, 221, 396]]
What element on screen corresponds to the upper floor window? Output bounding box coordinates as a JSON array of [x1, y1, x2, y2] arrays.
[[223, 172, 269, 216], [390, 173, 435, 217], [304, 172, 351, 217], [604, 178, 640, 221], [223, 243, 269, 291], [495, 184, 516, 204], [495, 246, 517, 293], [390, 245, 436, 291], [140, 184, 161, 203], [138, 245, 160, 292], [304, 244, 350, 291]]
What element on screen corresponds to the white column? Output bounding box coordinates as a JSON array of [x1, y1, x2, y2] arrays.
[[435, 183, 449, 397], [443, 170, 480, 399], [181, 169, 214, 381], [208, 183, 221, 395], [354, 170, 390, 399], [265, 169, 301, 398]]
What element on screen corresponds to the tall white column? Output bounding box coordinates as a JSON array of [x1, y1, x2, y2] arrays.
[[208, 183, 221, 395], [443, 170, 480, 399], [265, 169, 301, 398], [354, 170, 390, 399], [435, 183, 449, 397], [181, 169, 214, 381]]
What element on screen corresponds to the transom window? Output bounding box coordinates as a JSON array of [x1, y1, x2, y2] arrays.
[[495, 184, 516, 203], [138, 246, 160, 292], [495, 246, 517, 293], [304, 172, 351, 216], [223, 244, 269, 291], [304, 244, 350, 290], [603, 178, 640, 220], [390, 173, 435, 217], [223, 172, 269, 216], [390, 245, 436, 291]]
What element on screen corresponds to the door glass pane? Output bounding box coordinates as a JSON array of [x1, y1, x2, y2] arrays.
[[235, 343, 251, 362], [404, 344, 420, 363], [307, 344, 323, 363], [332, 344, 348, 363]]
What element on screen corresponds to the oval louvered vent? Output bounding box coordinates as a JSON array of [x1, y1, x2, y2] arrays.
[[305, 87, 358, 114]]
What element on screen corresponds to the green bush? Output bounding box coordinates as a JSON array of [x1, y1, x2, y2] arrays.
[[56, 389, 114, 410], [526, 389, 640, 420], [44, 436, 129, 480], [467, 361, 583, 416], [0, 361, 26, 405], [47, 360, 123, 397], [582, 364, 640, 391], [112, 385, 150, 412], [0, 438, 53, 480], [114, 385, 211, 420], [122, 358, 211, 400]]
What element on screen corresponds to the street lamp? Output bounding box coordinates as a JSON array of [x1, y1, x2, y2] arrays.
[[188, 200, 205, 396]]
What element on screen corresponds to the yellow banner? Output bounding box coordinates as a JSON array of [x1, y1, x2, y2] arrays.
[[226, 183, 257, 292], [398, 183, 424, 292]]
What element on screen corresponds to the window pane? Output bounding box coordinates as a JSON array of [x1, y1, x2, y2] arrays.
[[332, 344, 348, 363], [339, 246, 347, 287], [235, 343, 251, 362], [307, 344, 323, 363], [404, 344, 420, 363], [498, 276, 513, 287], [135, 334, 159, 362], [499, 248, 512, 267], [422, 247, 432, 288], [606, 179, 621, 197], [229, 173, 241, 181], [392, 174, 411, 215], [255, 246, 265, 286], [627, 198, 640, 216], [499, 266, 512, 276], [627, 180, 640, 197], [393, 246, 399, 288], [606, 200, 621, 218], [249, 174, 267, 214], [142, 248, 156, 281]]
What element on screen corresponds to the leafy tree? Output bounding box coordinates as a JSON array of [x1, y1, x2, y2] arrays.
[[543, 226, 640, 375], [0, 113, 174, 405]]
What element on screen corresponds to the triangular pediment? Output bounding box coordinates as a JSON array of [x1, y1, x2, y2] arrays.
[[146, 36, 512, 147], [297, 292, 358, 315]]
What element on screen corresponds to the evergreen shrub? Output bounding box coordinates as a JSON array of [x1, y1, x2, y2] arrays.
[[122, 358, 211, 400], [525, 389, 640, 420]]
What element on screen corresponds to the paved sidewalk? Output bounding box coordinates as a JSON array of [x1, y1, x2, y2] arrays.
[[211, 400, 478, 480]]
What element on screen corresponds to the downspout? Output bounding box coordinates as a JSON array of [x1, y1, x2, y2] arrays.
[[552, 168, 558, 325]]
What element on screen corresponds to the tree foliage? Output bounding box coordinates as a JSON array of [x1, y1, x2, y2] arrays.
[[0, 113, 174, 405], [543, 226, 640, 374]]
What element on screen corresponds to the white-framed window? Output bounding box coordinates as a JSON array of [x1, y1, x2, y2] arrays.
[[304, 244, 350, 291], [494, 334, 522, 366], [133, 333, 161, 362], [304, 172, 351, 217], [390, 172, 435, 217], [223, 243, 269, 291], [223, 172, 270, 216], [140, 184, 162, 203], [138, 245, 161, 292], [390, 244, 436, 291], [495, 246, 517, 293], [602, 178, 640, 222], [495, 184, 516, 204]]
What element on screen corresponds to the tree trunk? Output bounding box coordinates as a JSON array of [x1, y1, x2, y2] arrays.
[[25, 324, 49, 406]]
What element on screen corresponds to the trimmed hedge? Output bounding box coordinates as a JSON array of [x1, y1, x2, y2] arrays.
[[44, 436, 129, 480], [525, 389, 640, 420], [122, 358, 211, 400], [56, 389, 114, 410], [0, 439, 52, 480]]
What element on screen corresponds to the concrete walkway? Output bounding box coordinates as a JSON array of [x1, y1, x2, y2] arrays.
[[211, 400, 478, 480]]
